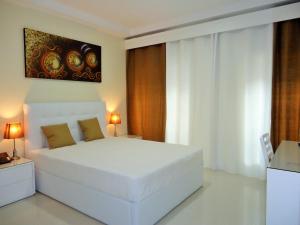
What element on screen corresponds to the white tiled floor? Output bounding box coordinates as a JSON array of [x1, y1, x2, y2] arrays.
[[0, 169, 266, 225]]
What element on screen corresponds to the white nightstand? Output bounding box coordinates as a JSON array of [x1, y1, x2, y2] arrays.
[[120, 134, 142, 139], [0, 158, 35, 207]]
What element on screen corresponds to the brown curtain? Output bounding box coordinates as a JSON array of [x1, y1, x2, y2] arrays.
[[271, 18, 300, 150], [126, 44, 166, 142]]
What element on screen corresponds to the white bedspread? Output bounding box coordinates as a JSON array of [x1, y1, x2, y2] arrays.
[[28, 137, 202, 202]]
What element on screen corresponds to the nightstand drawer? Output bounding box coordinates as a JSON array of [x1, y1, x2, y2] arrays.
[[0, 162, 33, 187], [0, 159, 35, 207], [0, 179, 34, 206]]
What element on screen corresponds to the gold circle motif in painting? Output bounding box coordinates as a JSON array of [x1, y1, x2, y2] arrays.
[[86, 52, 98, 68], [66, 50, 84, 72], [40, 51, 64, 77]]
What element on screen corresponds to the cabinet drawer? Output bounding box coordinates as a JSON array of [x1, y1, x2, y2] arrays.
[[0, 178, 35, 207], [0, 162, 33, 187]]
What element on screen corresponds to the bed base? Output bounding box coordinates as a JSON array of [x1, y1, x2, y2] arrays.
[[36, 166, 202, 225]]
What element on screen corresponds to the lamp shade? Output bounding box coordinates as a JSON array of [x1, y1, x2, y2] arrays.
[[3, 123, 24, 139], [109, 113, 121, 124]]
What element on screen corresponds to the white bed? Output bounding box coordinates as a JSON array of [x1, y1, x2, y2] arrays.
[[24, 101, 203, 225]]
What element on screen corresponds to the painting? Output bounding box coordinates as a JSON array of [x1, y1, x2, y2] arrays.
[[24, 28, 101, 82]]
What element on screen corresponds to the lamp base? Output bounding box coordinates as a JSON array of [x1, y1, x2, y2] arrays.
[[114, 124, 118, 137], [12, 143, 20, 160], [12, 156, 20, 160]]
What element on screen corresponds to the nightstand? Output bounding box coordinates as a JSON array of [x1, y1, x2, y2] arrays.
[[0, 158, 35, 207], [120, 134, 142, 139]]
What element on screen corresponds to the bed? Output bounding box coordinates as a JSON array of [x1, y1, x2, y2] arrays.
[[23, 101, 203, 225]]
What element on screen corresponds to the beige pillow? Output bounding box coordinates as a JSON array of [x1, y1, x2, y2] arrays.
[[78, 117, 104, 141], [41, 123, 76, 149]]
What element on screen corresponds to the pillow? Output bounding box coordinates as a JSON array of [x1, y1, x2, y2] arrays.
[[78, 117, 104, 141], [41, 123, 76, 149]]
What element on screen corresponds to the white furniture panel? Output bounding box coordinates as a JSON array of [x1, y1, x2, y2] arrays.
[[36, 165, 202, 225], [266, 141, 300, 225], [23, 101, 108, 151], [0, 158, 35, 207]]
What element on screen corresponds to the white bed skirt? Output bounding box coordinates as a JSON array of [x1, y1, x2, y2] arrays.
[[36, 165, 203, 225]]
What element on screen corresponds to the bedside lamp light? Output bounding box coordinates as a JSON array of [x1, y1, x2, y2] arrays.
[[4, 123, 24, 160], [109, 113, 121, 137]]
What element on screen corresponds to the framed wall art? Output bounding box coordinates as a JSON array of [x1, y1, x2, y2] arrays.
[[24, 28, 101, 82]]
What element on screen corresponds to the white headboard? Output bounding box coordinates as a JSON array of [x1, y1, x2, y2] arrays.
[[23, 101, 107, 151]]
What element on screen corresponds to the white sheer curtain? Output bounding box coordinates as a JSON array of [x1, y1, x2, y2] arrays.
[[166, 24, 273, 178]]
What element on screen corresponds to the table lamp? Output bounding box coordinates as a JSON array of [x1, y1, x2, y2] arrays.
[[3, 123, 24, 160], [109, 113, 121, 137]]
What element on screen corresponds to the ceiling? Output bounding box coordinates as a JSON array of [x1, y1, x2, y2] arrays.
[[11, 0, 292, 37], [56, 0, 240, 28]]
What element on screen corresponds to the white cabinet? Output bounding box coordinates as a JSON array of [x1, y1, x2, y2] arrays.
[[266, 141, 300, 225], [0, 158, 35, 207]]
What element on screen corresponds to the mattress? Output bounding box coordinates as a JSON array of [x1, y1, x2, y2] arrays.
[[28, 137, 203, 202]]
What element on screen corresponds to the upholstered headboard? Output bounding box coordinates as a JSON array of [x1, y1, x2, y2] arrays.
[[23, 101, 107, 151]]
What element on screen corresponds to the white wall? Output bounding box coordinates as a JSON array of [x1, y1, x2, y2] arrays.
[[0, 1, 126, 156]]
